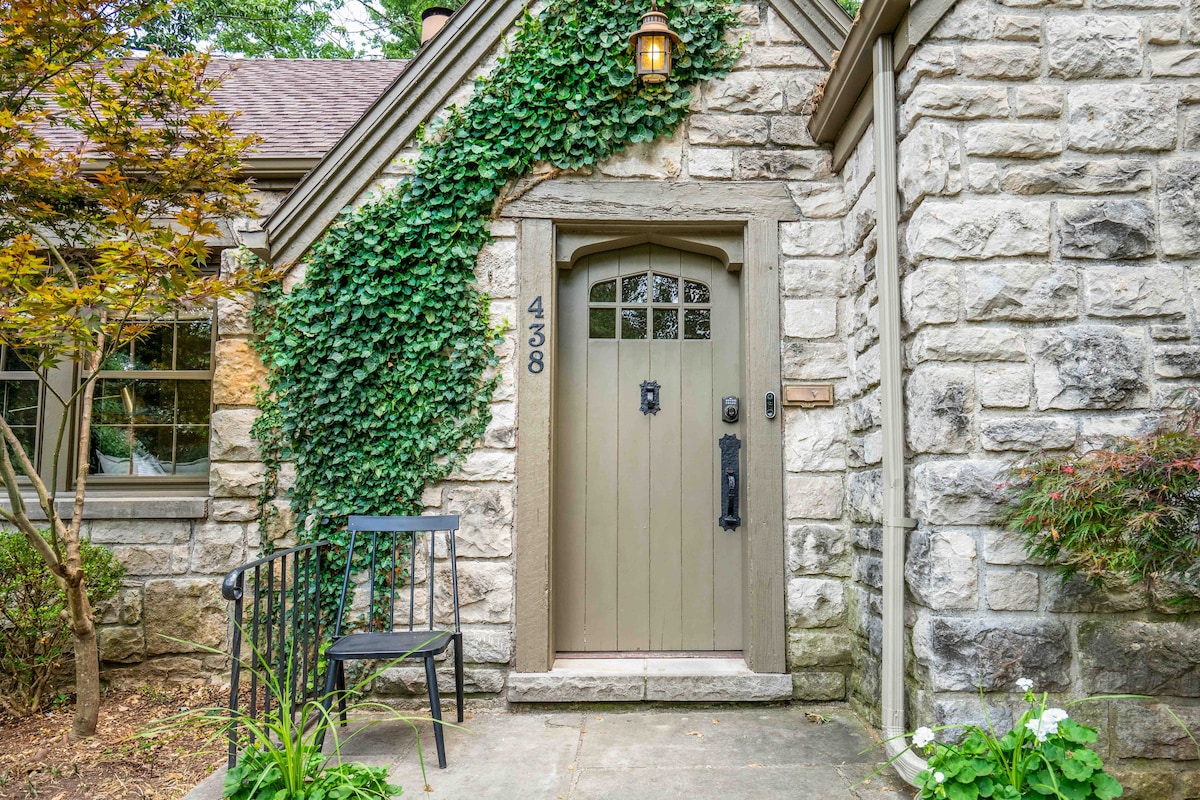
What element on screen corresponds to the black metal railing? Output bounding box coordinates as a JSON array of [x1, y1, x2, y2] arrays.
[[220, 540, 330, 766]]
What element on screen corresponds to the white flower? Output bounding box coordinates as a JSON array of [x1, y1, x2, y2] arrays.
[[1042, 708, 1069, 724], [1025, 709, 1068, 742], [1016, 678, 1034, 692], [934, 772, 946, 784], [912, 726, 936, 748]]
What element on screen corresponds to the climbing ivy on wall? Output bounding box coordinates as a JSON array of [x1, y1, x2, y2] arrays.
[[252, 0, 741, 548]]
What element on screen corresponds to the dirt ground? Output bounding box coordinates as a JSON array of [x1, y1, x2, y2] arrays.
[[0, 685, 226, 800]]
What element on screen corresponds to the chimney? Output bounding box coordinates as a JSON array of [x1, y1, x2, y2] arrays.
[[420, 7, 454, 45]]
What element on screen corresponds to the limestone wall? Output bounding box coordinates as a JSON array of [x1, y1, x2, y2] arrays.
[[891, 0, 1200, 793]]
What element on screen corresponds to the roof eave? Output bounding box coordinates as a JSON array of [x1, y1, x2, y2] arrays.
[[770, 0, 852, 68]]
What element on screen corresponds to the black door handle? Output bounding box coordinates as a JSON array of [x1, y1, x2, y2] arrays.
[[719, 434, 741, 531]]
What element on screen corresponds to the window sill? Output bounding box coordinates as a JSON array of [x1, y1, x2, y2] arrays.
[[3, 495, 209, 521]]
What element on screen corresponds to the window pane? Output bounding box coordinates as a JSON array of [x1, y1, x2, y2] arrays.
[[177, 320, 212, 370], [589, 308, 616, 339], [621, 309, 647, 340], [132, 428, 172, 475], [93, 379, 135, 425], [178, 381, 211, 424], [130, 380, 175, 425], [652, 274, 679, 304], [131, 325, 173, 370], [683, 280, 710, 304], [3, 348, 38, 372], [653, 309, 678, 340], [174, 426, 209, 474], [4, 380, 39, 426], [589, 280, 617, 303], [684, 309, 711, 340], [92, 426, 134, 475], [621, 274, 648, 304]]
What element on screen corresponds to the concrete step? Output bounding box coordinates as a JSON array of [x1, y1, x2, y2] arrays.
[[508, 657, 793, 702]]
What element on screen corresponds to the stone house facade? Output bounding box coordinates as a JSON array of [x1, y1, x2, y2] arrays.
[[67, 0, 1200, 792]]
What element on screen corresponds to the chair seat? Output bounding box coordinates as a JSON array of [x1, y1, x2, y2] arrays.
[[326, 629, 454, 660]]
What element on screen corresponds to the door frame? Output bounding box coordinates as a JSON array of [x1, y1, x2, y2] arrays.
[[511, 181, 794, 674]]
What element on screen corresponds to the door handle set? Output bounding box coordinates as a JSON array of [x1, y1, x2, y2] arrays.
[[719, 433, 741, 531]]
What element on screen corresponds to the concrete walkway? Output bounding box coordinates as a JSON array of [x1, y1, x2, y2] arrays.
[[184, 703, 915, 799]]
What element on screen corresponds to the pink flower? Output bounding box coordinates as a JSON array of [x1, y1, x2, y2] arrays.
[[1049, 492, 1061, 500]]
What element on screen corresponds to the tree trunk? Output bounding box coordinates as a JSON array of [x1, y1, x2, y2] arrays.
[[65, 570, 100, 739]]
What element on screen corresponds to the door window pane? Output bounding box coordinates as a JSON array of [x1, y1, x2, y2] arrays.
[[590, 280, 617, 303], [653, 309, 678, 340], [589, 309, 616, 339], [621, 309, 647, 340], [684, 309, 711, 340], [652, 274, 679, 304], [621, 275, 648, 304], [683, 280, 710, 304]]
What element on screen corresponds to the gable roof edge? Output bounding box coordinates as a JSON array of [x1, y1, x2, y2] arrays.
[[264, 0, 526, 266], [769, 0, 851, 67], [808, 0, 957, 148]]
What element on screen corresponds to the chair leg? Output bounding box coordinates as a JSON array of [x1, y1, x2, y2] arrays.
[[336, 661, 348, 727], [316, 658, 339, 750], [453, 632, 464, 723], [424, 655, 447, 769]]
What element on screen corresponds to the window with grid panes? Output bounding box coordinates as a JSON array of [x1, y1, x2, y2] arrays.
[[0, 346, 44, 465]]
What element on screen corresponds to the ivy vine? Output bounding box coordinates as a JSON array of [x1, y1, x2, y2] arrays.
[[252, 0, 741, 551]]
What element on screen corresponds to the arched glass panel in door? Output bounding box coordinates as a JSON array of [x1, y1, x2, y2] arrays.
[[588, 272, 711, 341]]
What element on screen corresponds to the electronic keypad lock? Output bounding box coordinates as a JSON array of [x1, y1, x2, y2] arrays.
[[721, 396, 740, 423]]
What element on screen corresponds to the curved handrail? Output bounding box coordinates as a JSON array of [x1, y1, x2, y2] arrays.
[[221, 540, 330, 600]]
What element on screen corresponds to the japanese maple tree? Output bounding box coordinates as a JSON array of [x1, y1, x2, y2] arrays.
[[0, 0, 266, 737]]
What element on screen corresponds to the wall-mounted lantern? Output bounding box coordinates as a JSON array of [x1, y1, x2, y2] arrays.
[[629, 1, 681, 84]]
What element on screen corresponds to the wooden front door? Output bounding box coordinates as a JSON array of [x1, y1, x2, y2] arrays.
[[554, 243, 744, 652]]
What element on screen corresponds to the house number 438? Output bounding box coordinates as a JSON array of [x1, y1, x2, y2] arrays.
[[527, 296, 546, 374]]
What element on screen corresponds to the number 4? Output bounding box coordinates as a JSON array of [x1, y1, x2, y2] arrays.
[[527, 296, 544, 319]]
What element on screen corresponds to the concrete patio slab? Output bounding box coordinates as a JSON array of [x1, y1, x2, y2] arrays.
[[182, 703, 914, 800]]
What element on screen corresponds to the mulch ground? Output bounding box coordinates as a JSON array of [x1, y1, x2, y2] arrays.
[[0, 686, 227, 800]]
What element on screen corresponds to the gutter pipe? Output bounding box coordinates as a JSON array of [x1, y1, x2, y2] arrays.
[[872, 34, 926, 784]]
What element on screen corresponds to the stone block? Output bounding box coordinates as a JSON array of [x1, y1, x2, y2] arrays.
[[1058, 200, 1156, 260], [905, 529, 979, 610], [210, 462, 266, 498], [507, 674, 643, 702], [784, 408, 847, 473], [1113, 702, 1200, 760], [705, 72, 784, 113], [1086, 266, 1185, 318], [898, 122, 962, 209], [687, 147, 734, 179], [213, 339, 266, 406], [904, 85, 1009, 129], [483, 402, 515, 449], [906, 200, 1051, 263], [1002, 159, 1152, 196], [209, 408, 262, 462], [907, 366, 975, 454], [645, 673, 792, 702], [787, 577, 846, 629], [995, 15, 1041, 41], [910, 327, 1027, 364], [783, 298, 838, 339], [961, 45, 1041, 79], [143, 578, 226, 655], [1079, 620, 1200, 695], [968, 163, 1001, 193], [1152, 49, 1200, 77], [769, 116, 817, 147], [912, 460, 1005, 525], [1033, 327, 1147, 410], [897, 46, 957, 101], [375, 664, 505, 697], [1047, 16, 1143, 79], [443, 486, 514, 558], [913, 617, 1071, 691], [476, 238, 517, 299], [216, 293, 256, 337], [740, 149, 830, 181], [780, 220, 844, 257], [965, 123, 1062, 159], [1014, 86, 1064, 118], [978, 366, 1030, 409], [87, 520, 191, 546], [461, 627, 513, 664], [597, 135, 682, 178], [1160, 159, 1200, 255], [785, 474, 843, 520], [980, 417, 1076, 451], [963, 264, 1078, 322], [748, 44, 823, 70], [986, 569, 1040, 611], [1068, 85, 1178, 152], [211, 499, 258, 523], [847, 469, 882, 525], [112, 544, 189, 576], [792, 671, 846, 701], [781, 259, 847, 298], [787, 524, 850, 577], [786, 631, 853, 668], [903, 263, 960, 327], [687, 114, 769, 146], [452, 562, 513, 625], [1047, 574, 1149, 613], [451, 450, 515, 482], [99, 625, 146, 663], [927, 0, 991, 39], [1152, 324, 1191, 341], [788, 183, 849, 219], [1107, 769, 1177, 800], [782, 341, 849, 380], [1156, 345, 1200, 378], [984, 529, 1033, 566], [1147, 12, 1182, 44]]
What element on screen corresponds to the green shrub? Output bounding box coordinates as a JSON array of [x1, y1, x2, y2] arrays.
[[0, 530, 125, 716], [999, 403, 1200, 594]]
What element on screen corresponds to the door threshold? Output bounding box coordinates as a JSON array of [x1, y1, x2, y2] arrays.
[[507, 655, 792, 703], [556, 651, 743, 659]]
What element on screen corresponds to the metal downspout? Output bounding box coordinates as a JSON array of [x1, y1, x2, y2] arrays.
[[872, 35, 925, 784]]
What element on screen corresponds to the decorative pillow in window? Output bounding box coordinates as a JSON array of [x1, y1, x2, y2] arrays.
[[169, 458, 209, 475], [96, 451, 168, 475]]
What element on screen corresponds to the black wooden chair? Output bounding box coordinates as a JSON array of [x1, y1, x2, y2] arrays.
[[321, 514, 464, 768]]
